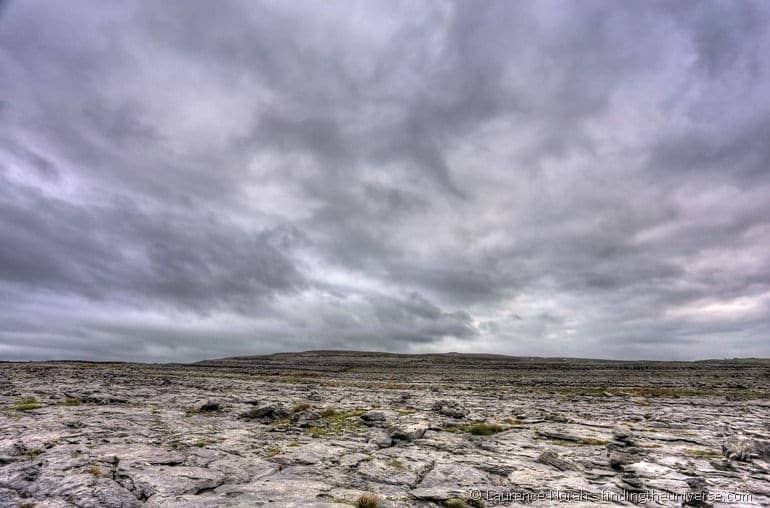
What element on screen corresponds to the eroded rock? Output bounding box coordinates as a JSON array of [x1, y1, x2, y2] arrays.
[[0, 355, 768, 506], [722, 436, 770, 462]]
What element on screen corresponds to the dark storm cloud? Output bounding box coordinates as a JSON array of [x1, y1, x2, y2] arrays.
[[1, 0, 769, 361], [0, 172, 304, 312]]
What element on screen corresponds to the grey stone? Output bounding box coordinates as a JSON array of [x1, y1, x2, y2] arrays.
[[388, 424, 427, 442], [431, 399, 466, 419], [536, 450, 578, 471], [360, 410, 386, 425], [197, 400, 221, 412], [1, 354, 768, 507], [239, 404, 290, 422]]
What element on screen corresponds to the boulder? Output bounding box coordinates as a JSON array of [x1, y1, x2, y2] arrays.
[[239, 404, 290, 422], [536, 450, 578, 471], [389, 423, 427, 442], [198, 400, 221, 412], [360, 410, 387, 426], [722, 436, 770, 462], [431, 400, 466, 419]]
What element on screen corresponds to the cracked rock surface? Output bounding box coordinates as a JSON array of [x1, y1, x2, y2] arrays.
[[1, 352, 769, 506]]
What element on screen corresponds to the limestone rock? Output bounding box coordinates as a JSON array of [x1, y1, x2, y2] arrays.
[[1, 354, 768, 507], [536, 450, 578, 471]]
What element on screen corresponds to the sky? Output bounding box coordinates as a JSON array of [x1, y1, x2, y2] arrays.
[[1, 1, 769, 362]]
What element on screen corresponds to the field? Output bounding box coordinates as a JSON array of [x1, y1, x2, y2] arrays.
[[1, 352, 769, 506]]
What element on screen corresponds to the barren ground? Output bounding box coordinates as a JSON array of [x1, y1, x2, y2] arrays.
[[1, 351, 769, 507]]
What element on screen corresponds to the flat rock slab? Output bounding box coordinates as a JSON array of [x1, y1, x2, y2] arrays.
[[1, 355, 769, 506]]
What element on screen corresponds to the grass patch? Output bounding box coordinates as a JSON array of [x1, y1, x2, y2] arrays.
[[25, 448, 43, 460], [625, 387, 690, 398], [686, 448, 722, 458], [609, 387, 708, 398], [376, 382, 409, 390], [87, 466, 104, 477], [14, 397, 42, 412], [446, 422, 505, 436], [548, 439, 578, 447], [265, 445, 282, 458], [292, 402, 311, 413], [503, 418, 524, 425], [306, 425, 329, 438], [443, 499, 484, 508], [62, 398, 82, 407], [354, 493, 379, 508], [578, 437, 609, 446], [388, 459, 405, 470], [305, 409, 366, 437], [582, 387, 610, 396]]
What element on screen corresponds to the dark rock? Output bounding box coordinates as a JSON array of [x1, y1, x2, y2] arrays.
[[198, 400, 221, 412], [77, 394, 128, 405], [708, 459, 736, 471], [239, 405, 290, 422], [684, 477, 712, 507], [361, 410, 386, 425], [609, 451, 641, 471], [607, 426, 636, 450], [535, 429, 580, 443], [536, 450, 578, 471], [619, 471, 645, 492], [612, 426, 632, 442], [431, 400, 466, 419]]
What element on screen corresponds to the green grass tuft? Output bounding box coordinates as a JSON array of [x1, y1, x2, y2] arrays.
[[25, 448, 43, 460], [265, 445, 282, 457], [14, 397, 42, 412], [686, 448, 722, 458], [305, 409, 366, 437]]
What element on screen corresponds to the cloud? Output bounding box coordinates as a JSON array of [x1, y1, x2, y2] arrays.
[[1, 0, 769, 361]]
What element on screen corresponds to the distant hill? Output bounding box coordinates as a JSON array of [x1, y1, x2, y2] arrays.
[[195, 349, 770, 371]]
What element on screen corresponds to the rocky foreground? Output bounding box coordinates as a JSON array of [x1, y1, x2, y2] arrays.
[[1, 352, 769, 507]]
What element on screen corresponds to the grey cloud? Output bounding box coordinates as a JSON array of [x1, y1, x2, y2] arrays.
[[1, 0, 769, 361], [0, 173, 304, 313]]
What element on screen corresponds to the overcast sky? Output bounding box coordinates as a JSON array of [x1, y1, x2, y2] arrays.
[[1, 1, 769, 362]]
